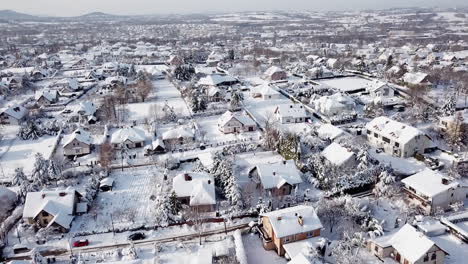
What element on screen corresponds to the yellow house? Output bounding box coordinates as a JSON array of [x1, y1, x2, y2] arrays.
[[259, 205, 322, 256]]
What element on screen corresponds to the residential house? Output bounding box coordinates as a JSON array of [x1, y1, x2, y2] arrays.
[[313, 93, 356, 117], [35, 89, 59, 105], [207, 86, 223, 102], [167, 55, 183, 67], [321, 142, 356, 167], [172, 172, 216, 212], [259, 205, 323, 256], [249, 160, 303, 197], [365, 116, 435, 158], [63, 128, 92, 157], [401, 170, 466, 215], [402, 72, 432, 87], [438, 110, 468, 133], [368, 224, 448, 264], [110, 127, 146, 149], [274, 104, 308, 124], [198, 74, 238, 88], [1, 76, 23, 89], [65, 101, 97, 124], [264, 66, 287, 81], [257, 83, 282, 100], [161, 126, 195, 149], [0, 104, 27, 125], [217, 111, 257, 134], [22, 189, 87, 232], [366, 80, 402, 106], [51, 78, 80, 93]]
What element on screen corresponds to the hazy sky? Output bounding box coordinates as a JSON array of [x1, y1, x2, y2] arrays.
[[3, 0, 467, 16]]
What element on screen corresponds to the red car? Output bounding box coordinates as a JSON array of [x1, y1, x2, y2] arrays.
[[73, 239, 89, 247]]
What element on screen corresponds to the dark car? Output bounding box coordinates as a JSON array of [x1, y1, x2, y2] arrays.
[[73, 239, 89, 247], [128, 232, 145, 241]]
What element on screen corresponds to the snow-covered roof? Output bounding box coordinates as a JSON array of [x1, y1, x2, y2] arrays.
[[35, 89, 58, 102], [172, 172, 215, 205], [259, 83, 281, 96], [366, 116, 425, 144], [0, 104, 27, 120], [162, 126, 194, 140], [23, 189, 79, 224], [254, 160, 303, 189], [198, 74, 237, 86], [100, 178, 114, 187], [275, 104, 307, 119], [63, 128, 93, 147], [366, 80, 394, 93], [53, 78, 79, 90], [264, 66, 285, 76], [317, 124, 344, 140], [403, 72, 429, 85], [110, 127, 146, 144], [373, 224, 444, 263], [261, 205, 323, 238], [313, 93, 355, 115], [197, 152, 216, 171], [401, 169, 459, 198], [218, 111, 256, 127], [321, 142, 355, 166]]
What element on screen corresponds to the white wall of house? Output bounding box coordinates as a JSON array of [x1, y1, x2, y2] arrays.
[[63, 139, 91, 156], [366, 130, 432, 158]]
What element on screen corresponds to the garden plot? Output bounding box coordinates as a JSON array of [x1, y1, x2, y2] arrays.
[[71, 166, 163, 233], [196, 114, 261, 145], [0, 135, 58, 181]]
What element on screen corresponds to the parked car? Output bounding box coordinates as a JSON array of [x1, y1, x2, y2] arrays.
[[128, 232, 145, 241], [73, 239, 89, 247]]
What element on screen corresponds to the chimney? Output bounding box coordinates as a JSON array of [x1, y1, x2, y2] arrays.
[[184, 173, 192, 181], [298, 215, 304, 226], [273, 172, 276, 176], [208, 180, 211, 184], [283, 160, 287, 165], [42, 193, 46, 199], [442, 178, 449, 185], [290, 105, 293, 108], [277, 216, 282, 221]]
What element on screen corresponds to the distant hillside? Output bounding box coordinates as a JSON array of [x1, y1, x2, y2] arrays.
[[0, 10, 40, 21]]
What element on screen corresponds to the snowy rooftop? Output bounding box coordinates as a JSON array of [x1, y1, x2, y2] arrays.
[[321, 142, 355, 166], [0, 104, 27, 120], [255, 160, 303, 190], [403, 72, 429, 85], [401, 169, 459, 198], [366, 116, 424, 144], [110, 127, 146, 144], [35, 89, 58, 102], [261, 205, 323, 238], [218, 111, 256, 127], [63, 127, 93, 146], [264, 66, 285, 76], [162, 126, 194, 140], [317, 124, 345, 140], [172, 172, 215, 205], [275, 104, 307, 118], [198, 74, 237, 86]]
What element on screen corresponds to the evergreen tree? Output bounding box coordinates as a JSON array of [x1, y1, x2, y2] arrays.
[[31, 153, 49, 187], [169, 191, 182, 215]]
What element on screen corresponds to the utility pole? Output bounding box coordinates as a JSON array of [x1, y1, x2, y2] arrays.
[[110, 213, 115, 236]]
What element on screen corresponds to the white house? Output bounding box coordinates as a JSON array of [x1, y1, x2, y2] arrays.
[[172, 172, 216, 212], [198, 74, 238, 87], [313, 93, 356, 117], [161, 126, 195, 149], [274, 104, 308, 124], [366, 80, 402, 106], [402, 72, 432, 87], [22, 189, 87, 232], [264, 66, 287, 81], [317, 124, 345, 141], [258, 83, 282, 100], [111, 127, 146, 149], [366, 116, 435, 158], [51, 78, 80, 93], [63, 128, 92, 157], [218, 111, 257, 134], [321, 142, 356, 167], [0, 104, 27, 125], [368, 224, 448, 264], [249, 160, 303, 197], [35, 89, 59, 105], [64, 101, 97, 124], [401, 170, 466, 215]]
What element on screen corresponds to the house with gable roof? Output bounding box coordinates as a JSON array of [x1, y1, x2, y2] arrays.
[[63, 128, 93, 157], [0, 104, 27, 125], [264, 66, 287, 81], [259, 205, 323, 256], [274, 104, 308, 124], [35, 89, 59, 105], [217, 111, 257, 134], [110, 126, 146, 149], [368, 224, 448, 264], [172, 172, 216, 212], [23, 189, 86, 232], [249, 160, 303, 197], [365, 116, 435, 158]]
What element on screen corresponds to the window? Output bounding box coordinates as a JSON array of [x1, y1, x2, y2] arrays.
[[367, 130, 371, 135], [431, 253, 436, 260], [284, 237, 291, 243], [382, 137, 390, 143], [395, 142, 400, 147], [424, 255, 429, 262], [374, 246, 379, 252], [374, 133, 379, 138]]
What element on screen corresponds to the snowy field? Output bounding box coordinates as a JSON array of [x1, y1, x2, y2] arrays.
[[0, 134, 58, 180], [72, 166, 163, 233], [317, 76, 370, 93], [243, 233, 287, 264]]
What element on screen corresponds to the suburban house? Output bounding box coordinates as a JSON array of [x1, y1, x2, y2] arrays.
[[259, 205, 323, 256], [321, 142, 356, 167], [313, 93, 356, 117], [274, 104, 308, 124], [161, 126, 195, 149], [401, 170, 466, 215], [1, 76, 23, 89], [366, 80, 403, 106], [0, 104, 27, 125], [207, 86, 223, 102], [249, 160, 303, 197], [402, 72, 432, 87], [35, 89, 59, 105], [63, 128, 93, 157], [110, 127, 146, 149], [365, 116, 435, 158], [167, 55, 184, 67], [22, 189, 87, 232], [217, 111, 257, 134], [264, 66, 287, 81], [438, 110, 468, 133], [51, 78, 80, 93], [172, 172, 216, 212], [317, 124, 345, 141], [368, 224, 448, 264], [198, 74, 238, 88], [257, 83, 282, 100]]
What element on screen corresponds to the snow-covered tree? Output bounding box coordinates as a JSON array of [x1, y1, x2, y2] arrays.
[[12, 167, 35, 200], [230, 90, 244, 110], [173, 64, 195, 81], [154, 194, 174, 227], [31, 153, 49, 187], [373, 170, 398, 198], [331, 232, 367, 264], [18, 120, 43, 140]]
